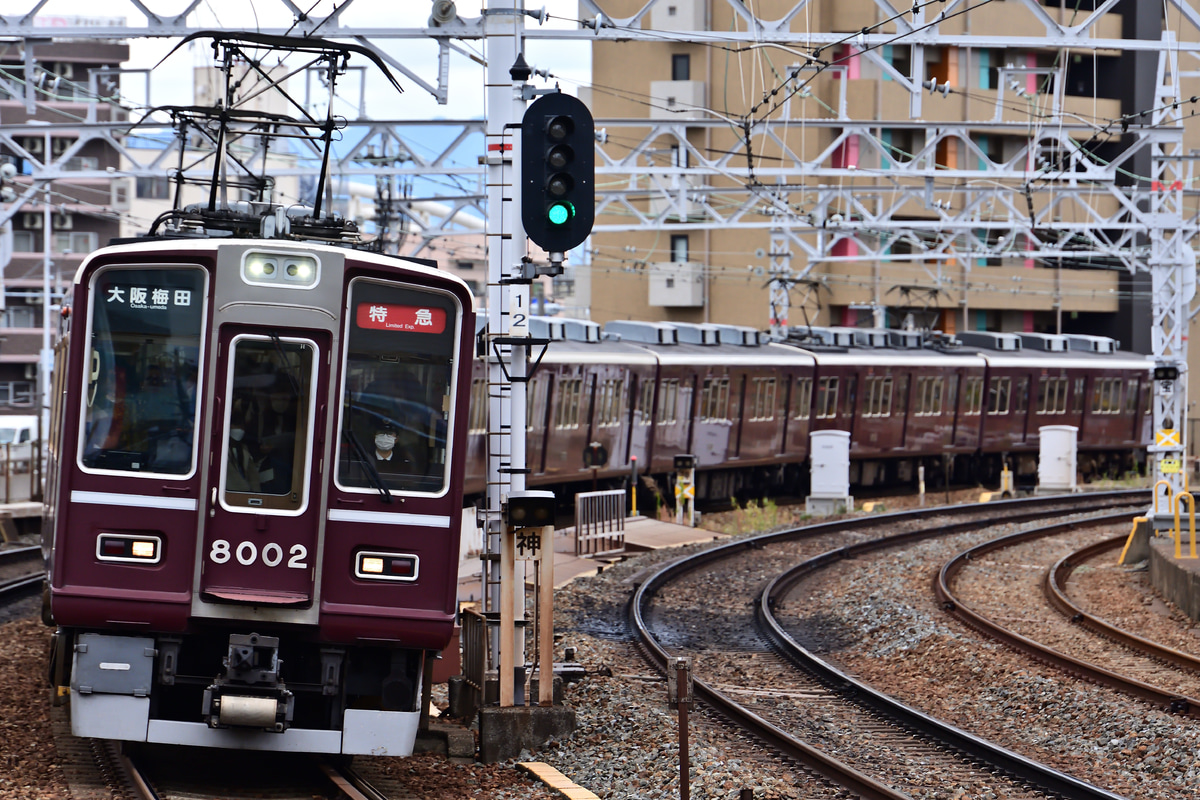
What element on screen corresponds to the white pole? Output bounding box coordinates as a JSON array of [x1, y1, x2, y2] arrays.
[[484, 0, 530, 702]]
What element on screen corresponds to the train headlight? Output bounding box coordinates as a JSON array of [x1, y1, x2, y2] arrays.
[[355, 551, 419, 582], [96, 534, 162, 564], [282, 257, 317, 285], [242, 252, 319, 288]]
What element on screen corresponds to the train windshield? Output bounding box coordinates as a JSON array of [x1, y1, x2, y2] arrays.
[[80, 266, 206, 476], [336, 279, 459, 496]]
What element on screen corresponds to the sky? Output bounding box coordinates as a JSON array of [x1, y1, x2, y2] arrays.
[[21, 0, 593, 122]]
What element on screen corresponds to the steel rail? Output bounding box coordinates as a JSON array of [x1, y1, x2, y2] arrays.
[[1046, 535, 1200, 673], [937, 517, 1200, 717], [760, 508, 1140, 800], [631, 491, 1145, 800]]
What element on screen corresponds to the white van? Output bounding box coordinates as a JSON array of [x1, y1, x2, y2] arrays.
[[0, 415, 38, 448]]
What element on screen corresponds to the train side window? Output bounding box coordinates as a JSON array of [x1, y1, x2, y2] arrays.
[[815, 377, 838, 419], [893, 374, 908, 416], [1013, 377, 1029, 413], [596, 379, 625, 427], [931, 378, 944, 415], [336, 278, 459, 496], [658, 379, 679, 425], [987, 376, 1011, 415], [469, 378, 488, 434], [843, 376, 857, 417], [793, 377, 813, 420], [638, 379, 655, 425], [750, 377, 776, 421], [554, 377, 583, 429], [1125, 379, 1138, 414], [1036, 377, 1049, 414], [1072, 378, 1085, 414], [1055, 378, 1068, 414], [526, 378, 546, 431], [80, 265, 206, 477], [700, 377, 731, 422], [963, 376, 983, 415]]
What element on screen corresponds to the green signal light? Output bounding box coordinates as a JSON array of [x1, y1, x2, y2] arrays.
[[547, 202, 573, 225]]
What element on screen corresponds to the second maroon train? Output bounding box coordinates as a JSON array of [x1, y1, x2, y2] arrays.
[[465, 319, 1151, 503]]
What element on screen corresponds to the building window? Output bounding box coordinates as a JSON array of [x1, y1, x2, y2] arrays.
[[670, 234, 689, 263], [136, 176, 171, 199], [672, 53, 690, 81]]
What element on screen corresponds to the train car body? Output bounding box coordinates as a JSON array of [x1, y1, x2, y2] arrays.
[[464, 322, 1150, 503], [44, 239, 474, 755]]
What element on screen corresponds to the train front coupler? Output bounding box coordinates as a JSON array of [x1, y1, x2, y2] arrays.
[[202, 632, 294, 732]]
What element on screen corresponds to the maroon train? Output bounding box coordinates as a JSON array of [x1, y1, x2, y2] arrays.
[[43, 237, 474, 754], [465, 320, 1151, 503]]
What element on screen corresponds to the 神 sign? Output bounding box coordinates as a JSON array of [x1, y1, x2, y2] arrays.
[[356, 303, 446, 334]]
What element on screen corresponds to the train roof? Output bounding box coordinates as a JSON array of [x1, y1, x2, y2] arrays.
[[73, 238, 476, 304], [643, 341, 815, 366], [978, 351, 1152, 370], [542, 337, 659, 365]]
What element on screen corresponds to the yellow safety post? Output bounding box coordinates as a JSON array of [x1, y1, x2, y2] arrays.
[[1174, 492, 1197, 560], [1118, 517, 1149, 565], [1154, 479, 1174, 515]]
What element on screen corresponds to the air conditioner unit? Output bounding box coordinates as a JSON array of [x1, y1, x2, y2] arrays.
[[56, 63, 74, 80], [21, 213, 43, 229], [23, 365, 35, 380], [25, 293, 43, 305], [51, 138, 72, 157], [51, 213, 72, 230], [19, 138, 44, 156]]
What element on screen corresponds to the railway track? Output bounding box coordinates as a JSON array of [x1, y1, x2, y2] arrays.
[[631, 491, 1149, 799], [76, 741, 403, 800], [940, 526, 1200, 713], [0, 543, 42, 602]]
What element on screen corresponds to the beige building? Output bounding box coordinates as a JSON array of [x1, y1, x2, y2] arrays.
[[585, 0, 1164, 346]]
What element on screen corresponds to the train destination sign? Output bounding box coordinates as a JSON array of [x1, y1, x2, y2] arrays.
[[355, 303, 446, 334]]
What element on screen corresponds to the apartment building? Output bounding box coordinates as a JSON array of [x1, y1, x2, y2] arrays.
[[585, 0, 1171, 344], [0, 32, 129, 414]]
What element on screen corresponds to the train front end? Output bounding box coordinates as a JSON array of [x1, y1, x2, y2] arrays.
[[44, 239, 474, 754]]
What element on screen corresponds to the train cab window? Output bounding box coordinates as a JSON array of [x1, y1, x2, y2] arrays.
[[815, 377, 838, 419], [222, 337, 315, 511], [793, 377, 813, 420], [963, 376, 983, 416], [987, 376, 1011, 415], [1142, 382, 1152, 416], [337, 279, 459, 496], [80, 266, 206, 476]]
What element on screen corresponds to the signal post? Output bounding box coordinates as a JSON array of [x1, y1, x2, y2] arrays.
[[478, 0, 591, 762]]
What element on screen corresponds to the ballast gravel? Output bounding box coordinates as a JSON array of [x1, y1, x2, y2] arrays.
[[3, 490, 1195, 800]]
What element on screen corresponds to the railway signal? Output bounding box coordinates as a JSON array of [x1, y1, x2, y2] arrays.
[[521, 92, 594, 256]]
